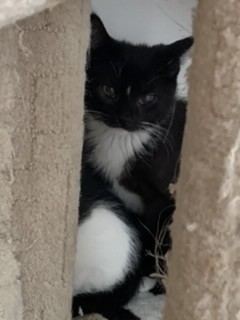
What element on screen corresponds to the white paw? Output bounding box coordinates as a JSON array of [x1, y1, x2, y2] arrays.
[[139, 277, 156, 293]]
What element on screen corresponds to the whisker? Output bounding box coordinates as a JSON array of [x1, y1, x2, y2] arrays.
[[145, 75, 162, 85], [84, 110, 110, 123], [85, 110, 107, 116], [118, 59, 128, 78], [109, 60, 119, 79], [141, 124, 172, 159], [141, 120, 175, 153], [164, 105, 176, 144]]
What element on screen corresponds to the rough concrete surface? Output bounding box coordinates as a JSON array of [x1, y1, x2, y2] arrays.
[[0, 0, 90, 319], [164, 1, 240, 320]]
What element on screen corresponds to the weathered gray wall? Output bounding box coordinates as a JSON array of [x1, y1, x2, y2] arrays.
[[164, 1, 240, 319], [0, 1, 90, 319]]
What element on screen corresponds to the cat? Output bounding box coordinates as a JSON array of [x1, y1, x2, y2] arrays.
[[72, 13, 193, 320]]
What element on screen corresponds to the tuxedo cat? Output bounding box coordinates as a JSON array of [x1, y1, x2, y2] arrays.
[[72, 14, 193, 320]]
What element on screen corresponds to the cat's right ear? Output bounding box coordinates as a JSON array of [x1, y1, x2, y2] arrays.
[[90, 13, 110, 49]]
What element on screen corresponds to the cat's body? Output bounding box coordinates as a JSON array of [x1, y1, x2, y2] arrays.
[[72, 118, 149, 320], [72, 14, 193, 320]]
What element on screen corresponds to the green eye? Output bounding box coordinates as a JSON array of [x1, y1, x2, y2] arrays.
[[102, 85, 117, 98], [137, 94, 156, 106]]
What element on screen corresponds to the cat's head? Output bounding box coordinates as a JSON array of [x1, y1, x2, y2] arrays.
[[85, 13, 193, 132]]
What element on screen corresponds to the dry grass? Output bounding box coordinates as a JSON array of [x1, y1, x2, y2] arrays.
[[148, 218, 171, 286], [141, 185, 177, 287]]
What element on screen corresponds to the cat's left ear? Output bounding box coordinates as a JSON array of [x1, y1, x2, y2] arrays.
[[90, 13, 111, 49], [164, 37, 194, 77], [167, 37, 194, 59]]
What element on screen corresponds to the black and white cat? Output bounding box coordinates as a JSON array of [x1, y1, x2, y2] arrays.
[[72, 14, 193, 320]]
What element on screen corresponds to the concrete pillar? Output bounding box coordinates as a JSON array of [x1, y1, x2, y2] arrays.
[[164, 1, 240, 319], [0, 1, 90, 319]]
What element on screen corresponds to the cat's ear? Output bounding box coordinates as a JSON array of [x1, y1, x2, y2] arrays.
[[90, 13, 110, 49], [163, 37, 194, 77], [166, 37, 194, 59]]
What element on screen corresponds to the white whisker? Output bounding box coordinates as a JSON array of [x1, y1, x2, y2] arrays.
[[109, 60, 119, 79]]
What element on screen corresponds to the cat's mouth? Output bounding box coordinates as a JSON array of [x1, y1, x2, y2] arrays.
[[86, 112, 142, 132], [106, 118, 141, 132]]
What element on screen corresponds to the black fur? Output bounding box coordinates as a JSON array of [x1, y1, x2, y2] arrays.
[[121, 99, 187, 276]]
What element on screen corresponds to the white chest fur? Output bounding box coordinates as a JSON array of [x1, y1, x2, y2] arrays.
[[87, 116, 151, 181], [86, 116, 151, 212]]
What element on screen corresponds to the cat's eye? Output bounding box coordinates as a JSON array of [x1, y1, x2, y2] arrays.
[[137, 94, 157, 106], [102, 85, 117, 99]]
